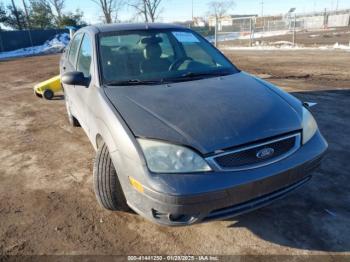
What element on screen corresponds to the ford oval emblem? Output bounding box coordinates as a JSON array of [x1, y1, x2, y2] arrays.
[[256, 147, 275, 159]]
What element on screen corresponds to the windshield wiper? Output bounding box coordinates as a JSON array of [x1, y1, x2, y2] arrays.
[[163, 70, 233, 83], [181, 70, 231, 78], [106, 79, 163, 86]]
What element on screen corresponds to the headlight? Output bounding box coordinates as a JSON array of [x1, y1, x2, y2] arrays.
[[137, 139, 212, 173], [302, 107, 318, 144]]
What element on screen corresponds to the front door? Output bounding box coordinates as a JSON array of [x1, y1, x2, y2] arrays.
[[74, 33, 93, 134], [62, 33, 83, 120]]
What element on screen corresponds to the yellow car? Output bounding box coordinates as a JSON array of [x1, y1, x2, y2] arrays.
[[34, 75, 62, 100]]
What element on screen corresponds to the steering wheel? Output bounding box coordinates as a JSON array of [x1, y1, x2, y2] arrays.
[[169, 57, 193, 71]]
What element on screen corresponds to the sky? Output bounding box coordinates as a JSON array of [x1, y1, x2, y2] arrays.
[[3, 0, 350, 24]]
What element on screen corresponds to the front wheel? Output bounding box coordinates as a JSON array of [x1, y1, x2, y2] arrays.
[[93, 143, 130, 211]]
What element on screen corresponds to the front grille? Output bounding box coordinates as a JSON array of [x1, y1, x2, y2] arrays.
[[203, 176, 311, 221], [210, 133, 300, 171]]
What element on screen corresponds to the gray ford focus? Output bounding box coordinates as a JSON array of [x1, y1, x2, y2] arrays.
[[60, 23, 328, 226]]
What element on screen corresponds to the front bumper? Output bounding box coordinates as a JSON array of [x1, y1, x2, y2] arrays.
[[125, 131, 327, 226]]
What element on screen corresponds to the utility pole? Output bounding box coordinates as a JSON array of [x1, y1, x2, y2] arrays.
[[22, 0, 31, 29], [192, 0, 194, 22], [260, 0, 264, 17], [21, 0, 34, 49], [190, 0, 193, 28], [11, 0, 23, 30]]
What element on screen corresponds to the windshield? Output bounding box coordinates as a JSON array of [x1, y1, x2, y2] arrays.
[[98, 29, 239, 85]]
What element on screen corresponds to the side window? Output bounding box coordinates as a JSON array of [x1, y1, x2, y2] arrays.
[[77, 35, 92, 77], [68, 34, 83, 66]]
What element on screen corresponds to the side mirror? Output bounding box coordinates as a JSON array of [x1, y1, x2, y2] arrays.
[[62, 71, 90, 87]]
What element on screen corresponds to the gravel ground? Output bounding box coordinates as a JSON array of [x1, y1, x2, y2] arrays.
[[0, 50, 349, 257]]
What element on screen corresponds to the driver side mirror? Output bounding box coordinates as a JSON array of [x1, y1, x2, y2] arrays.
[[62, 71, 90, 87]]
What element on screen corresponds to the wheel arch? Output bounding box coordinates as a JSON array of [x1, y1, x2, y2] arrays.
[[93, 122, 118, 153]]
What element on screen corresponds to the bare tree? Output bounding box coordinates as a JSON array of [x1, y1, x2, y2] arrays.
[[208, 0, 234, 46], [48, 0, 64, 22], [91, 0, 125, 24], [130, 0, 162, 22], [129, 0, 148, 22], [208, 0, 234, 20], [144, 0, 162, 22], [113, 0, 124, 22]]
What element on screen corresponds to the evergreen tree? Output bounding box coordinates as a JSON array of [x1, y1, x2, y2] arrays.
[[58, 9, 86, 28], [29, 0, 54, 29], [0, 3, 27, 30]]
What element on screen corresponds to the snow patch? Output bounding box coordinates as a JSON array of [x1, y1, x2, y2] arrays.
[[0, 33, 70, 60], [333, 42, 350, 50], [221, 42, 350, 51], [206, 30, 290, 43]]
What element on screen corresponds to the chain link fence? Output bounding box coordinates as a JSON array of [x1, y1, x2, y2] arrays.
[[202, 9, 350, 46]]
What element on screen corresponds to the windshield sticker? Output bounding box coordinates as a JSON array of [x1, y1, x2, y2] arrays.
[[172, 32, 200, 43]]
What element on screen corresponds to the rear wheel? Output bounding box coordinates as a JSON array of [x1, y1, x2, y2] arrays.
[[43, 89, 54, 100], [93, 143, 130, 211]]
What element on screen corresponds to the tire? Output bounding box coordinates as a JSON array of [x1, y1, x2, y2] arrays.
[[64, 93, 80, 127], [43, 89, 54, 100], [93, 143, 130, 211]]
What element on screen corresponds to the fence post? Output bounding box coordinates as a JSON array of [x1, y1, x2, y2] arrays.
[[323, 8, 328, 29], [263, 18, 265, 36], [0, 30, 4, 52], [249, 18, 252, 47], [292, 14, 296, 46], [27, 30, 34, 54], [249, 18, 255, 47]]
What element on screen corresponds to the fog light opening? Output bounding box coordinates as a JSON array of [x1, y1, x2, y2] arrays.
[[168, 214, 192, 223], [152, 209, 168, 219]]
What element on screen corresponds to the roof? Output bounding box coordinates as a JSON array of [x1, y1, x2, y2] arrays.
[[82, 23, 187, 34]]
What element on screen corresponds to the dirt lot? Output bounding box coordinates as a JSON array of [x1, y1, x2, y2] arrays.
[[0, 50, 349, 257]]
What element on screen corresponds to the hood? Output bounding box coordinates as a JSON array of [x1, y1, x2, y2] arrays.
[[105, 72, 302, 155]]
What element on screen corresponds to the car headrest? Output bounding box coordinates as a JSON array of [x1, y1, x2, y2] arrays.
[[143, 43, 162, 60], [141, 37, 163, 45]]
